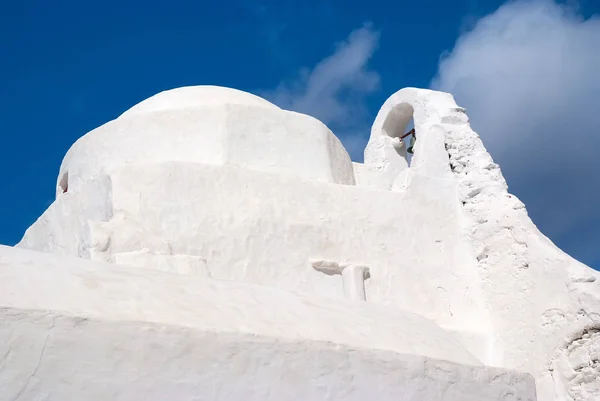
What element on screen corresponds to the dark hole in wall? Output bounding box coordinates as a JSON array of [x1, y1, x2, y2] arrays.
[[59, 172, 68, 194], [444, 142, 455, 172]]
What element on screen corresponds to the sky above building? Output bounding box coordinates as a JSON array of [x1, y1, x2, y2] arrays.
[[1, 0, 599, 269]]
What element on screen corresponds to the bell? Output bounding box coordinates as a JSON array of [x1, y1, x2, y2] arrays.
[[407, 135, 416, 154]]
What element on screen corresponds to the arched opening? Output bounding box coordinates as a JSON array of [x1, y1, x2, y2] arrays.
[[380, 102, 416, 166], [365, 90, 456, 188], [59, 171, 69, 194]]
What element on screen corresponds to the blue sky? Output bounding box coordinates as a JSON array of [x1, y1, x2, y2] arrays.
[[1, 0, 599, 269]]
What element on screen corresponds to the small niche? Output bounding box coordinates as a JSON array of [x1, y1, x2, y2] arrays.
[[59, 171, 69, 194]]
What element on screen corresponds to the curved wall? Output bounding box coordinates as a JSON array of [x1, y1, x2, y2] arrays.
[[56, 87, 356, 198], [119, 85, 280, 117]]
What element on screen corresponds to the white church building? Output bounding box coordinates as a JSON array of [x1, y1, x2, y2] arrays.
[[1, 86, 599, 400]]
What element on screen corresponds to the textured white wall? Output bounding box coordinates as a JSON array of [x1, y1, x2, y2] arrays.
[[0, 245, 481, 365], [57, 87, 354, 199], [369, 87, 600, 400], [13, 85, 600, 400], [21, 161, 490, 340], [2, 313, 537, 401], [0, 245, 536, 401]]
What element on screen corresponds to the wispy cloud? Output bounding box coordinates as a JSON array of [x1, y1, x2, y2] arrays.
[[261, 24, 380, 159], [431, 0, 600, 267]]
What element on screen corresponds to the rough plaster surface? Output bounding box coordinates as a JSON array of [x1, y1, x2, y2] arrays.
[[0, 245, 480, 366], [21, 161, 490, 342], [552, 328, 600, 400], [55, 86, 354, 198], [0, 312, 535, 401], [10, 85, 600, 399], [0, 245, 538, 401]]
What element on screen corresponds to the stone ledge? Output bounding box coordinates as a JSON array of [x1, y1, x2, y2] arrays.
[[0, 245, 478, 367]]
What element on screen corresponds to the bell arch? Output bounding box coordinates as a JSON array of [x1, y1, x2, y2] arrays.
[[364, 94, 418, 182]]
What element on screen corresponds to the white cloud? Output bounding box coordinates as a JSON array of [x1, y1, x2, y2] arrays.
[[431, 0, 600, 266], [262, 24, 380, 159]]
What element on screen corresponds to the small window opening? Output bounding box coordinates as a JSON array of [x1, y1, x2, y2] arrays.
[[59, 172, 69, 194]]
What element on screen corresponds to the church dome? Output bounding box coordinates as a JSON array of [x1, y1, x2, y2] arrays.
[[119, 86, 280, 118], [57, 86, 355, 198]]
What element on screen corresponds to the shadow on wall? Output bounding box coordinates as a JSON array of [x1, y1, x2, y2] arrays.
[[59, 171, 68, 195], [404, 121, 415, 166]]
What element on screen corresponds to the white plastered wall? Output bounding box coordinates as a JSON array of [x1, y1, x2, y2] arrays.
[[20, 161, 491, 346], [55, 86, 355, 199], [365, 87, 600, 401], [21, 86, 491, 339], [445, 115, 600, 401], [14, 85, 600, 400], [0, 245, 537, 401]]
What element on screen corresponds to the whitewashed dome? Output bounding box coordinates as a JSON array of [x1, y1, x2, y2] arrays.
[[119, 86, 280, 117], [56, 86, 355, 198]]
